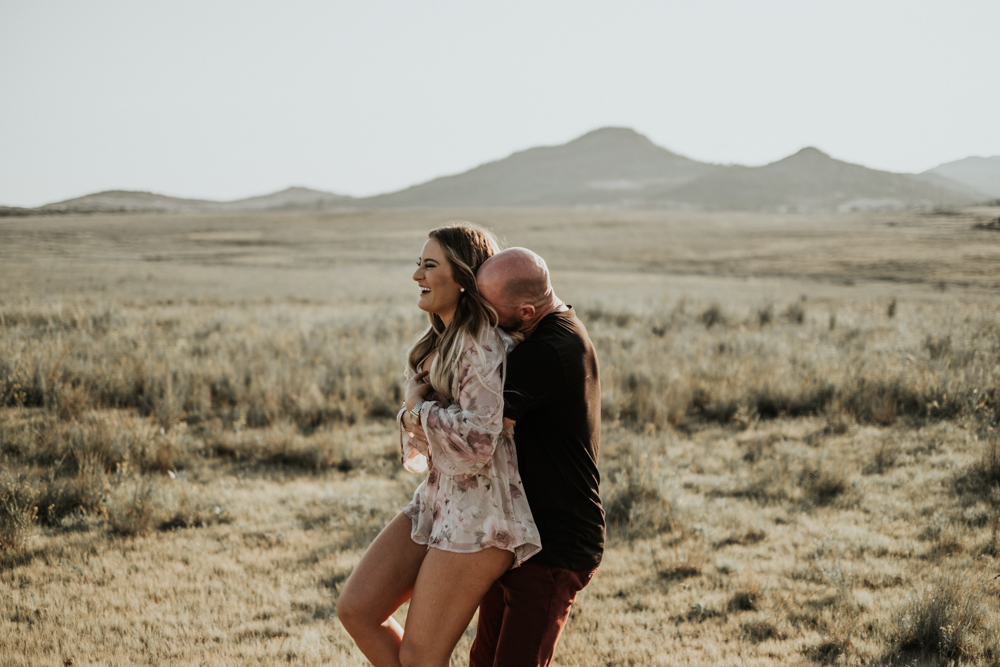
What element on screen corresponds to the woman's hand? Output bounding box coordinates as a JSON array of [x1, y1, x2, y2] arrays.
[[404, 370, 432, 412]]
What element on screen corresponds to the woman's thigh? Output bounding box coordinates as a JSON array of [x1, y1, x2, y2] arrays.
[[400, 547, 514, 666], [338, 512, 428, 623]]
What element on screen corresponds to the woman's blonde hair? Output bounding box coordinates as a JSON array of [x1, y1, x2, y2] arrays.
[[406, 223, 501, 399]]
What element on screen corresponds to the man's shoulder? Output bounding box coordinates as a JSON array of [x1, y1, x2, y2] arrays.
[[509, 308, 593, 366], [537, 308, 589, 339], [507, 333, 557, 367], [534, 309, 593, 352]]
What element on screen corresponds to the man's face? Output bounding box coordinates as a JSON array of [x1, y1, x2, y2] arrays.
[[478, 276, 522, 331]]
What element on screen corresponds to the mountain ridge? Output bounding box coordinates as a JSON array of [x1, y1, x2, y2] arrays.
[[16, 187, 354, 215], [654, 146, 974, 211], [923, 156, 1000, 198], [3, 129, 992, 215], [359, 127, 715, 207]]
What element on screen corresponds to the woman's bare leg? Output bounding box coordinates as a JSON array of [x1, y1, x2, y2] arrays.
[[399, 547, 515, 667], [337, 512, 428, 667]]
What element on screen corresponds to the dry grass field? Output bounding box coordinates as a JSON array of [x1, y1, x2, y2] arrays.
[[2, 206, 1000, 666]]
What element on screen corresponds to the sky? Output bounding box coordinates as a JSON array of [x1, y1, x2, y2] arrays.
[[2, 1, 999, 207]]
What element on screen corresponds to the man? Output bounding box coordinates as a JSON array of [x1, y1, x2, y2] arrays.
[[469, 247, 605, 667]]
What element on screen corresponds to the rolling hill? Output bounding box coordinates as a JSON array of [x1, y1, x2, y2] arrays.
[[360, 127, 717, 207], [18, 187, 354, 216], [654, 147, 974, 211], [923, 156, 1000, 198], [358, 131, 978, 211], [5, 128, 989, 214]]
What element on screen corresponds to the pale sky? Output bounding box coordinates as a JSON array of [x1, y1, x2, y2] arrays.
[[2, 0, 998, 207]]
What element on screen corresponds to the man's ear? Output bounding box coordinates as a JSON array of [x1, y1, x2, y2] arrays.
[[518, 304, 536, 321]]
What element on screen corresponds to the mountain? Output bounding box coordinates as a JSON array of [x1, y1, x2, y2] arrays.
[[37, 190, 225, 214], [359, 127, 717, 207], [218, 187, 354, 211], [357, 131, 978, 210], [654, 147, 974, 211], [923, 156, 1000, 198], [21, 187, 353, 215], [6, 128, 989, 214]]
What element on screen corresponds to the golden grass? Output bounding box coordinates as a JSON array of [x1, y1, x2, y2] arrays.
[[2, 206, 1000, 665]]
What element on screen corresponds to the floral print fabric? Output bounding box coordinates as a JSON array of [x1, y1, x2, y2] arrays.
[[397, 329, 541, 567]]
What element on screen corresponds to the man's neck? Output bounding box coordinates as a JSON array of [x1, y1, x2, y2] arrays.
[[519, 296, 568, 339]]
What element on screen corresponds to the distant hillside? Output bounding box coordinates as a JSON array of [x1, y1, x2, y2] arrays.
[[38, 190, 225, 214], [6, 128, 988, 214], [923, 156, 1000, 198], [360, 128, 718, 207], [218, 187, 355, 211], [656, 147, 973, 211], [4, 187, 354, 216], [359, 130, 978, 211]]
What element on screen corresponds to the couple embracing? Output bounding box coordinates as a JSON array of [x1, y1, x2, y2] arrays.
[[337, 223, 605, 667]]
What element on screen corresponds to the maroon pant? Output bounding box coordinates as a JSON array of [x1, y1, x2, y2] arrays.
[[468, 562, 597, 667]]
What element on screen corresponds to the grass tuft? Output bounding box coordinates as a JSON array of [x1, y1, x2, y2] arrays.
[[863, 440, 900, 475], [741, 618, 785, 643], [800, 462, 850, 506], [806, 639, 848, 665], [653, 538, 706, 582], [757, 303, 774, 327], [700, 303, 724, 328], [605, 475, 675, 542], [883, 573, 1000, 664], [0, 477, 38, 550], [784, 302, 805, 325], [716, 528, 767, 549], [105, 478, 156, 538], [727, 586, 762, 612], [954, 433, 1000, 501], [35, 454, 109, 526]]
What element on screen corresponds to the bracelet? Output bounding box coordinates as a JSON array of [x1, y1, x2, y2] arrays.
[[409, 400, 424, 426]]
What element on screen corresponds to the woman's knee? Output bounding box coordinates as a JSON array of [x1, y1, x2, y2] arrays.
[[398, 639, 419, 667], [399, 635, 441, 667], [335, 585, 367, 634]]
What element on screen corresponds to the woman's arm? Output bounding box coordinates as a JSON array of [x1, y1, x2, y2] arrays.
[[414, 337, 505, 477], [398, 367, 430, 472]]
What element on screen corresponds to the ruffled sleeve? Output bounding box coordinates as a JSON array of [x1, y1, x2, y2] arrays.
[[399, 330, 509, 477], [399, 406, 431, 473]]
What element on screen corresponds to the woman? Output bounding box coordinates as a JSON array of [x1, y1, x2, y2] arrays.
[[337, 223, 540, 667]]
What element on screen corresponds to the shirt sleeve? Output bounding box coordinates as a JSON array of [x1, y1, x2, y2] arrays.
[[398, 406, 430, 473], [503, 340, 563, 422], [400, 334, 506, 477]]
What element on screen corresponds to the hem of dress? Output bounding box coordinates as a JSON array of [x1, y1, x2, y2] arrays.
[[408, 528, 541, 569]]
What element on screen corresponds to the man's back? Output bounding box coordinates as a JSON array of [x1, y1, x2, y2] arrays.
[[471, 247, 604, 667], [503, 306, 604, 571]]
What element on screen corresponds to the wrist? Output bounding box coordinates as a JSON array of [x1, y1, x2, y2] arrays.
[[410, 399, 426, 423]]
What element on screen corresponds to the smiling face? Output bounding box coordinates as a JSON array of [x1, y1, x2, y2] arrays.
[[412, 237, 462, 325]]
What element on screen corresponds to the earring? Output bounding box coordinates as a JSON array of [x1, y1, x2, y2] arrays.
[[460, 287, 465, 292]]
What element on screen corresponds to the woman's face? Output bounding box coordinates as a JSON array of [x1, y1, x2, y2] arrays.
[[413, 237, 462, 325]]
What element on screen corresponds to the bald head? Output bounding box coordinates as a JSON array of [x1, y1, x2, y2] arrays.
[[477, 247, 558, 333]]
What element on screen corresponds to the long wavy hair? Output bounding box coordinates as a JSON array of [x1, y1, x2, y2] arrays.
[[406, 223, 501, 400]]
